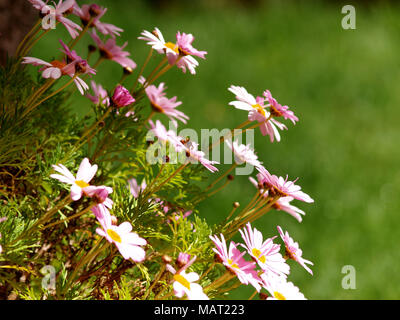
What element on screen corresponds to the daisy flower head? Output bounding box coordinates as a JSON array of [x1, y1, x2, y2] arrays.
[[138, 27, 204, 75], [84, 185, 113, 209], [264, 90, 298, 124], [30, 0, 82, 39], [249, 174, 306, 222], [261, 273, 306, 300], [239, 223, 290, 277], [86, 81, 110, 106], [226, 140, 261, 167], [23, 41, 94, 95], [209, 234, 262, 291], [73, 3, 123, 37], [277, 226, 313, 275], [111, 85, 135, 108], [50, 158, 98, 201], [166, 256, 209, 300], [145, 82, 188, 127], [183, 140, 219, 173], [96, 214, 147, 262], [90, 30, 136, 69], [256, 166, 314, 203], [148, 120, 185, 154], [228, 85, 287, 143]]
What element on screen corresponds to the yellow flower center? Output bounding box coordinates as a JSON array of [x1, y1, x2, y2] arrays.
[[227, 259, 239, 269], [252, 104, 266, 117], [173, 274, 191, 290], [165, 42, 179, 54], [75, 180, 90, 188], [274, 291, 286, 300], [252, 248, 266, 264], [107, 229, 122, 243]]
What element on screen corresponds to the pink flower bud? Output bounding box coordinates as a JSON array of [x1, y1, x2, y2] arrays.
[[111, 85, 135, 108]]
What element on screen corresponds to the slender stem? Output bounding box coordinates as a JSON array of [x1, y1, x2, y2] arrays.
[[143, 57, 168, 88], [199, 262, 217, 281], [41, 204, 94, 230], [68, 18, 94, 49], [131, 48, 153, 92], [149, 163, 187, 195], [92, 57, 105, 69], [248, 290, 258, 300], [143, 264, 166, 300], [209, 120, 251, 151], [205, 163, 237, 192], [25, 79, 56, 108], [16, 19, 42, 56], [144, 62, 174, 88], [22, 75, 78, 117], [21, 28, 51, 57]]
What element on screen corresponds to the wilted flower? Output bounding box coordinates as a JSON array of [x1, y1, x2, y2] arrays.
[[50, 157, 98, 201], [111, 85, 135, 108], [145, 83, 188, 126], [277, 226, 313, 275], [90, 30, 136, 69], [239, 223, 290, 277], [210, 234, 262, 291]]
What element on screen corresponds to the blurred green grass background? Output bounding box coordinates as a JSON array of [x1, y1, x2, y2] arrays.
[[32, 0, 400, 299]]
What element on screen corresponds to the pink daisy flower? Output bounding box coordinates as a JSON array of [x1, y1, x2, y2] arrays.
[[86, 81, 110, 106], [111, 85, 135, 108], [176, 31, 207, 59], [145, 83, 188, 126], [128, 178, 147, 198], [73, 3, 123, 37], [166, 255, 209, 300], [148, 120, 185, 153], [90, 30, 136, 70], [138, 27, 204, 74], [264, 90, 298, 124], [225, 140, 261, 167], [249, 175, 306, 222], [50, 157, 98, 201], [210, 234, 262, 291], [277, 226, 313, 275], [84, 185, 113, 209], [96, 213, 147, 262], [228, 85, 288, 142], [256, 166, 314, 203], [29, 0, 82, 39], [22, 40, 94, 95], [183, 141, 219, 173], [261, 273, 306, 300], [239, 223, 290, 277]]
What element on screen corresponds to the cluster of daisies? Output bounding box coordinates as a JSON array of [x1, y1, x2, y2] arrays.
[[17, 0, 316, 300], [210, 223, 312, 300], [50, 158, 147, 262]]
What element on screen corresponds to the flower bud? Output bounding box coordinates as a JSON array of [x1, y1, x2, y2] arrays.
[[111, 85, 135, 108]]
